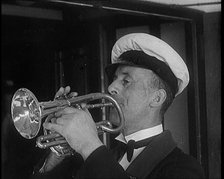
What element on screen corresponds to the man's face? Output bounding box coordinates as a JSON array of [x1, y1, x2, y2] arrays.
[[108, 66, 157, 131]]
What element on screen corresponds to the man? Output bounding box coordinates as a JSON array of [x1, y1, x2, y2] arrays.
[[32, 33, 205, 179]]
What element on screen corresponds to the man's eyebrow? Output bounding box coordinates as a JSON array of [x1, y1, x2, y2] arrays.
[[121, 72, 130, 76], [114, 72, 130, 78]]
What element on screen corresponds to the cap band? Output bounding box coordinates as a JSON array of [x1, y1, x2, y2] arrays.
[[106, 50, 178, 96]]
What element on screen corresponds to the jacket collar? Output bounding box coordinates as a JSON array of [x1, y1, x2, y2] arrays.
[[126, 130, 177, 179]]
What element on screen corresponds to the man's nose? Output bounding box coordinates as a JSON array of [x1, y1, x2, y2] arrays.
[[108, 81, 119, 95]]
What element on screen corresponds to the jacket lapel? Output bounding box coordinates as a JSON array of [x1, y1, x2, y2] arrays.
[[126, 130, 177, 179]]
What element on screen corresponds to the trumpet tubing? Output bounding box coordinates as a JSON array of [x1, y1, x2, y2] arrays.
[[11, 88, 124, 156]]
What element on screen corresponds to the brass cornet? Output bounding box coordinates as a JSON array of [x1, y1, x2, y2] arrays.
[[11, 88, 124, 156]]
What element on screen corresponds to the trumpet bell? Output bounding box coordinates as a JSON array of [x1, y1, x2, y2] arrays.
[[11, 88, 42, 139]]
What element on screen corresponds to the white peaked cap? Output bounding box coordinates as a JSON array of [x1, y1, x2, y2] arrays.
[[110, 33, 189, 96]]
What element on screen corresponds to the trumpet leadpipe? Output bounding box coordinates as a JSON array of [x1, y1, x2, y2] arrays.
[[85, 102, 113, 109]]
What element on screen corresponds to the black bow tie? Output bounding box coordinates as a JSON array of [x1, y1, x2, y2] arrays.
[[114, 137, 154, 162]]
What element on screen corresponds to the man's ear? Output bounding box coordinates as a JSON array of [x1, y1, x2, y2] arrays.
[[149, 89, 167, 107]]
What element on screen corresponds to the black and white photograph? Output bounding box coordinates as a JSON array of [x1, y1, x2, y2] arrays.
[[1, 1, 221, 179]]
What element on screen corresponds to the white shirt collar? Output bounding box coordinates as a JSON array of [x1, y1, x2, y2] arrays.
[[115, 124, 163, 144]]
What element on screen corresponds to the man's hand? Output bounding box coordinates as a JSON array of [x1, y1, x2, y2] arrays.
[[54, 86, 78, 100], [43, 104, 103, 160], [39, 86, 76, 173]]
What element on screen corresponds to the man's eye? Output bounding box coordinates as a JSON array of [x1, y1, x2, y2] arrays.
[[113, 75, 117, 81], [123, 79, 130, 86]]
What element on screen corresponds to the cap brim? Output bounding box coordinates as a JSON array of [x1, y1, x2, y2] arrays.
[[105, 61, 138, 82]]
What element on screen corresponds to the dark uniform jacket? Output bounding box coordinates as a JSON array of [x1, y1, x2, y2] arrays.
[[31, 130, 205, 179]]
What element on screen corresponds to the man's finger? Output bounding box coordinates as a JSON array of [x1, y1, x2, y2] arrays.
[[54, 107, 80, 117], [64, 86, 71, 95], [56, 117, 67, 125], [68, 92, 78, 98], [54, 87, 65, 99], [50, 117, 57, 124], [43, 122, 63, 134]]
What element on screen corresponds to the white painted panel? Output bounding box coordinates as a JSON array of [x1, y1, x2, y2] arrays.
[[141, 0, 220, 5], [189, 4, 221, 12], [1, 4, 63, 20], [139, 0, 221, 12]]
